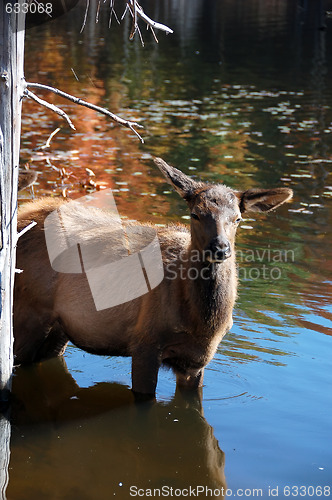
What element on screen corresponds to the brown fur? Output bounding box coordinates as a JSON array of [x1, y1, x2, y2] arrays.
[[14, 158, 292, 397]]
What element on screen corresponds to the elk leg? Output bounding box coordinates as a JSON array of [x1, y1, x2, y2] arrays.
[[174, 385, 203, 412], [131, 348, 161, 399], [176, 368, 204, 390], [35, 322, 69, 361]]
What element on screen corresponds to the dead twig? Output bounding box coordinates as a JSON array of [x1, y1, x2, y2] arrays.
[[25, 82, 144, 142], [81, 0, 173, 41], [128, 1, 173, 36], [129, 0, 138, 40], [96, 0, 101, 23], [34, 127, 61, 151], [24, 89, 76, 130], [121, 3, 129, 21], [109, 0, 120, 27], [149, 25, 159, 44], [16, 221, 37, 242], [125, 0, 173, 44], [80, 0, 90, 33]]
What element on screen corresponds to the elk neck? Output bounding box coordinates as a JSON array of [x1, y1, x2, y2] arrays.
[[178, 241, 237, 332]]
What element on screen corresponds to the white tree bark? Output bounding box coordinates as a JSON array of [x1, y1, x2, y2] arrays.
[[0, 2, 25, 498], [0, 415, 10, 500], [0, 0, 25, 401]]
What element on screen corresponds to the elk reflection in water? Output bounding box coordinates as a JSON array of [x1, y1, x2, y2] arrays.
[[7, 357, 227, 499]]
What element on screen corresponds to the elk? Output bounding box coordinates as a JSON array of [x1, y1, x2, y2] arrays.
[[14, 158, 292, 398]]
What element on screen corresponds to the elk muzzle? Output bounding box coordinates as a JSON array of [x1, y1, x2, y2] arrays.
[[206, 237, 232, 263]]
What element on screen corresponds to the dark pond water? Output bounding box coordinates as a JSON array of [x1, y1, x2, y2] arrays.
[[6, 0, 332, 498]]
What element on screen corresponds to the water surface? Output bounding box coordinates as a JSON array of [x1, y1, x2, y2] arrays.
[[7, 1, 332, 498]]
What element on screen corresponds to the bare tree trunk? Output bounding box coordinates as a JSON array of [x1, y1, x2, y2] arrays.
[[0, 3, 25, 498], [0, 414, 10, 500], [0, 0, 25, 402]]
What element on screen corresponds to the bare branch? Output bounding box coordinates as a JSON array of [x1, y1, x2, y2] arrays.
[[137, 25, 144, 47], [45, 127, 61, 147], [129, 1, 173, 35], [80, 0, 173, 39], [129, 0, 138, 40], [96, 0, 101, 23], [71, 68, 79, 81], [26, 82, 144, 142], [109, 0, 120, 27], [125, 1, 173, 44], [121, 3, 129, 21], [80, 0, 90, 33], [24, 89, 76, 130], [16, 221, 37, 242], [149, 25, 159, 44], [34, 127, 61, 151]]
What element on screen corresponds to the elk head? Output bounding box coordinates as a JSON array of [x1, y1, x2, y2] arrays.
[[154, 158, 292, 263]]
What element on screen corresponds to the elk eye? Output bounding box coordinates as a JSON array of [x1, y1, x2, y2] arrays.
[[191, 213, 200, 221]]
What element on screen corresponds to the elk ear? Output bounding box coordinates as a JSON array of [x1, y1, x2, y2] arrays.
[[236, 187, 293, 213], [154, 157, 200, 201]]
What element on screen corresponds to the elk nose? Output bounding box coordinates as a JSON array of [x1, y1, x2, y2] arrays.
[[209, 238, 231, 262]]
